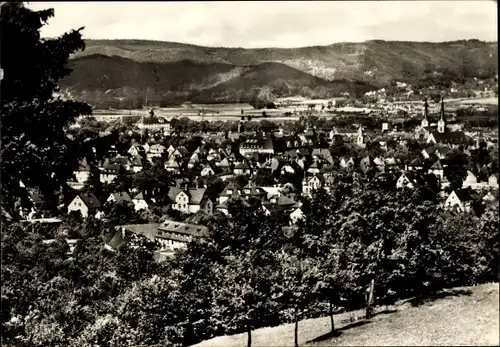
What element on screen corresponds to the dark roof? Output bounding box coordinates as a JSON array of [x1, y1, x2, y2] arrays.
[[430, 131, 468, 145], [263, 202, 288, 214], [79, 192, 101, 209], [133, 192, 147, 200], [430, 160, 444, 170], [109, 192, 132, 203], [129, 156, 143, 166], [453, 189, 473, 202], [28, 189, 45, 205], [107, 229, 126, 250], [276, 195, 297, 207], [240, 136, 274, 150], [408, 157, 426, 167], [234, 161, 251, 169], [119, 223, 160, 240], [423, 147, 437, 155], [187, 188, 208, 204], [158, 220, 208, 237]]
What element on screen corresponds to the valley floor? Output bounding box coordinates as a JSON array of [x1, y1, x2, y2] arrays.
[[192, 282, 499, 347]]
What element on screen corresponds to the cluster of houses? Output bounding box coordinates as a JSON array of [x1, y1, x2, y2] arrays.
[[14, 98, 498, 257]]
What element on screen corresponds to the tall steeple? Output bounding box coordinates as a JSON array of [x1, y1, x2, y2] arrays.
[[439, 98, 445, 121], [437, 97, 446, 133], [356, 125, 364, 146], [421, 98, 429, 128]]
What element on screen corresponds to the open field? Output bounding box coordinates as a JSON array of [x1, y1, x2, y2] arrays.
[[192, 282, 499, 347], [458, 97, 498, 105]]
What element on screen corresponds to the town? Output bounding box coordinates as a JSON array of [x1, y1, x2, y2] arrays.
[[2, 2, 498, 347], [12, 95, 499, 260]]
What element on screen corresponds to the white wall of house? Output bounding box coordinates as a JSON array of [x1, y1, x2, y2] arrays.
[[188, 204, 200, 214], [74, 171, 90, 184], [444, 192, 469, 212], [201, 168, 214, 176], [488, 175, 498, 188], [100, 173, 117, 184], [174, 192, 190, 213], [290, 208, 304, 224], [67, 196, 89, 217], [132, 199, 148, 211]]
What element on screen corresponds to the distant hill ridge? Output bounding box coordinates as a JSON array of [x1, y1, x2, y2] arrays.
[[60, 39, 498, 107], [72, 39, 497, 82]]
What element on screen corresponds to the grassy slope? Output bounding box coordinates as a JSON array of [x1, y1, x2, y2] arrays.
[[73, 40, 498, 84], [192, 282, 499, 347]]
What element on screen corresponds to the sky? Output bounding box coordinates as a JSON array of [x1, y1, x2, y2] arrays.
[[28, 1, 497, 48]]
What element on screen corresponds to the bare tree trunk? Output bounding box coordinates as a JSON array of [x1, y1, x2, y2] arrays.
[[247, 324, 252, 347], [366, 279, 375, 319], [294, 306, 299, 347], [329, 300, 335, 332]]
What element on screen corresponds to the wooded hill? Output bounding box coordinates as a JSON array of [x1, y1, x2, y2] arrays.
[[60, 39, 498, 106]]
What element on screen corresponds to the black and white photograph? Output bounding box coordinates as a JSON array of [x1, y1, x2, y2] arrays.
[[0, 1, 498, 346]]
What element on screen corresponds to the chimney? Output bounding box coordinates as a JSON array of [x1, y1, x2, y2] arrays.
[[184, 183, 188, 191]]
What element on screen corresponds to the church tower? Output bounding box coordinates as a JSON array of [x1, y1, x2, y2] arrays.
[[437, 98, 446, 133], [356, 125, 365, 146], [421, 98, 429, 129]]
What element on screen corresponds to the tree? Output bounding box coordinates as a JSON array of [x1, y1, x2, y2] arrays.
[[208, 202, 286, 347], [1, 3, 92, 209], [444, 150, 468, 190]]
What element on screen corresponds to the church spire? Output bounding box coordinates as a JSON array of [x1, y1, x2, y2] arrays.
[[421, 98, 429, 129], [437, 97, 446, 133], [440, 97, 445, 121]]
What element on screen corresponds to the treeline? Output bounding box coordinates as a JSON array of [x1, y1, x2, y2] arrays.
[[2, 171, 498, 347]]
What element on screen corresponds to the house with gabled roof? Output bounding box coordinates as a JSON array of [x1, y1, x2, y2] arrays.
[[427, 131, 468, 149], [435, 147, 451, 160], [239, 135, 275, 155], [280, 161, 303, 177], [311, 148, 334, 165], [233, 161, 252, 176], [164, 157, 182, 173], [289, 207, 305, 225], [340, 156, 355, 169], [462, 170, 488, 190], [200, 163, 216, 177], [489, 173, 499, 189], [240, 182, 267, 201], [428, 159, 445, 182], [157, 219, 208, 250], [406, 156, 426, 172], [132, 192, 151, 211], [396, 172, 418, 189], [169, 187, 213, 215], [216, 197, 251, 216], [217, 181, 242, 204], [74, 157, 92, 184], [106, 192, 132, 205], [147, 144, 167, 162], [302, 174, 325, 196], [171, 146, 189, 160], [262, 202, 288, 216], [306, 160, 322, 175], [187, 153, 200, 169], [444, 190, 473, 213], [127, 156, 144, 172], [67, 192, 102, 218], [128, 143, 146, 157], [421, 146, 437, 160]]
